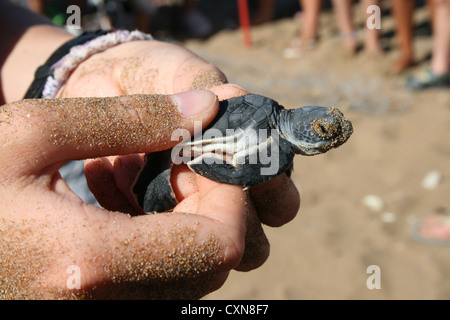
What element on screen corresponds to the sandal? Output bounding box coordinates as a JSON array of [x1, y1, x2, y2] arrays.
[[283, 38, 317, 59], [410, 214, 450, 246], [282, 38, 317, 59], [406, 68, 450, 91]]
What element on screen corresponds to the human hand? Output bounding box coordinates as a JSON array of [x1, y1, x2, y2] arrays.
[[59, 40, 300, 272], [0, 90, 254, 299]]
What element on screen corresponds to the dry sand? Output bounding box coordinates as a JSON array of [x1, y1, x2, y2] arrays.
[[182, 4, 450, 300]]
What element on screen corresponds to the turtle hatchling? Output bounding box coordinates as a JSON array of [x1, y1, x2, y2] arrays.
[[133, 94, 353, 213]]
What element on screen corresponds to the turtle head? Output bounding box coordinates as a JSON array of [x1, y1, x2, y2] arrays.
[[278, 106, 353, 156]]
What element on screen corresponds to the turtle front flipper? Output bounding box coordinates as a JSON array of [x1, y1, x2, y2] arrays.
[[133, 150, 178, 213], [183, 95, 295, 186]]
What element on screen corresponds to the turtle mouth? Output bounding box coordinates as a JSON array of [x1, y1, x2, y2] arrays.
[[172, 126, 276, 168], [291, 140, 329, 155]]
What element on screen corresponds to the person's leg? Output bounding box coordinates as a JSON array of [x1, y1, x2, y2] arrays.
[[252, 0, 276, 25], [283, 0, 322, 58], [429, 0, 450, 75], [391, 0, 415, 73], [300, 0, 323, 42], [362, 0, 383, 54], [406, 0, 450, 89], [332, 0, 358, 54]]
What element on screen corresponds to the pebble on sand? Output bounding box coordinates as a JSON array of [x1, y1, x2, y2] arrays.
[[381, 212, 397, 223], [362, 194, 385, 212], [421, 170, 442, 190]]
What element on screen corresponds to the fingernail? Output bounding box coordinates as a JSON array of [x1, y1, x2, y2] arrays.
[[171, 90, 217, 118]]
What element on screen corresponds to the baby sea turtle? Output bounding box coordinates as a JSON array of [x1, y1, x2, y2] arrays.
[[133, 94, 353, 213]]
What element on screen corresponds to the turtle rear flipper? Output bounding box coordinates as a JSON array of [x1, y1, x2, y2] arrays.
[[142, 168, 177, 213], [133, 151, 177, 213]]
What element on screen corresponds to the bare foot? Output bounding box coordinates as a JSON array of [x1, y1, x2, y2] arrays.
[[391, 54, 413, 74], [340, 32, 359, 56], [365, 42, 384, 57]]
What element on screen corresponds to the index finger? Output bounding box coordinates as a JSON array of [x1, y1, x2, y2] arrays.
[[0, 90, 218, 177]]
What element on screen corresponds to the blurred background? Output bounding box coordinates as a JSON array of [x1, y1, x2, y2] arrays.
[[13, 0, 450, 299]]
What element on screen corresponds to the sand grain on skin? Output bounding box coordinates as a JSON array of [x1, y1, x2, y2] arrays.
[[26, 94, 182, 153], [190, 71, 228, 90], [0, 214, 225, 300]]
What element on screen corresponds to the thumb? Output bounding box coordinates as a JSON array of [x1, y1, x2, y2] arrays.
[[0, 90, 218, 176]]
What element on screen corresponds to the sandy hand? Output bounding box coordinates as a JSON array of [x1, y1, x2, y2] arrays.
[[0, 90, 250, 299]]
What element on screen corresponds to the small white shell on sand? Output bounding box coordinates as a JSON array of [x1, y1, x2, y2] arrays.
[[381, 211, 397, 223], [362, 194, 385, 212], [421, 170, 442, 190]]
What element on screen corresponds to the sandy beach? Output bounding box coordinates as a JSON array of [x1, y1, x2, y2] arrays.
[[177, 3, 450, 300]]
